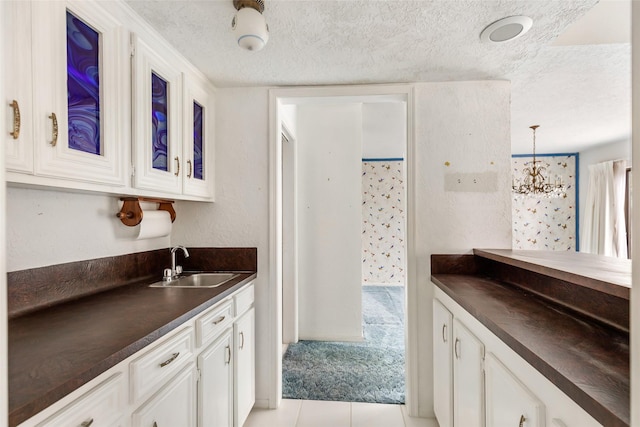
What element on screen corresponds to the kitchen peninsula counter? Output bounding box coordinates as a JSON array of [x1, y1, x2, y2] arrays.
[[431, 249, 629, 427], [8, 247, 257, 427]]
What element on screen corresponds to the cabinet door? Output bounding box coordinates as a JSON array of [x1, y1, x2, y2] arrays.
[[433, 299, 453, 427], [199, 329, 233, 427], [3, 0, 34, 173], [31, 1, 128, 185], [453, 319, 484, 427], [182, 71, 214, 199], [234, 307, 255, 427], [132, 33, 182, 194], [485, 353, 545, 427], [132, 364, 197, 427]]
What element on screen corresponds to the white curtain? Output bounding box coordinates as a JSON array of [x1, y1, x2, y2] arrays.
[[580, 160, 628, 258]]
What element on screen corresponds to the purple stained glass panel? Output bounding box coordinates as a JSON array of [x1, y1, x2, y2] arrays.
[[193, 102, 204, 180], [151, 73, 168, 171], [66, 11, 100, 155]]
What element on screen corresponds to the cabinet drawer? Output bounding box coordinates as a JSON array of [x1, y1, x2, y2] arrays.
[[130, 327, 194, 403], [196, 299, 234, 347], [36, 373, 125, 427], [234, 283, 254, 317]]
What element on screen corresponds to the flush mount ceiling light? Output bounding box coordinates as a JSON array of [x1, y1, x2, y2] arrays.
[[232, 0, 269, 51], [480, 16, 533, 43]]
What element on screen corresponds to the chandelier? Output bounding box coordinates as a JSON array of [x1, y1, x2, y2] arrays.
[[512, 125, 566, 198]]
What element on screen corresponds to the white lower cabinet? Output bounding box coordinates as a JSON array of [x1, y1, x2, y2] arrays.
[[17, 282, 256, 427], [36, 374, 125, 427], [433, 299, 453, 427], [453, 319, 485, 427], [198, 329, 234, 427], [234, 307, 256, 427], [433, 288, 602, 427], [132, 364, 197, 427], [485, 353, 544, 427]]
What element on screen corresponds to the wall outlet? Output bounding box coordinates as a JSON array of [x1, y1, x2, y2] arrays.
[[444, 172, 498, 192]]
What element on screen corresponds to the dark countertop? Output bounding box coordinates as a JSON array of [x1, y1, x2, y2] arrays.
[[432, 270, 629, 427], [8, 247, 257, 427]]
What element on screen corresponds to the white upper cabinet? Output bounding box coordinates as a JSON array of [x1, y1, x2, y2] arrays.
[[31, 1, 128, 185], [131, 33, 182, 194], [4, 1, 34, 174], [4, 0, 215, 201], [182, 71, 215, 199], [131, 34, 215, 199]]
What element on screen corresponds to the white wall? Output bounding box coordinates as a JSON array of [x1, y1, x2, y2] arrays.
[[578, 138, 631, 248], [6, 187, 170, 271], [296, 103, 363, 341], [172, 86, 272, 406], [362, 102, 406, 159], [174, 81, 512, 415], [414, 80, 512, 416]]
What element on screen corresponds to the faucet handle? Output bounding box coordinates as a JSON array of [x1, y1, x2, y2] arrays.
[[175, 265, 183, 275], [163, 268, 172, 281]]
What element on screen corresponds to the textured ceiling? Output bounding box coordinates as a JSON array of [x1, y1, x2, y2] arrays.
[[126, 0, 631, 154]]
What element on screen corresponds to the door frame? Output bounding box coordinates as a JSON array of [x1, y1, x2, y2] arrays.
[[268, 84, 418, 414]]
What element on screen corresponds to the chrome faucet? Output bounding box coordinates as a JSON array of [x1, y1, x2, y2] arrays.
[[165, 246, 190, 280]]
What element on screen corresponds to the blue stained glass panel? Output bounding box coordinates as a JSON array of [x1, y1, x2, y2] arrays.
[[151, 73, 168, 171], [193, 102, 204, 180], [66, 11, 100, 155]]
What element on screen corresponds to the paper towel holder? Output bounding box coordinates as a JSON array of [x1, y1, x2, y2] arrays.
[[116, 197, 176, 226]]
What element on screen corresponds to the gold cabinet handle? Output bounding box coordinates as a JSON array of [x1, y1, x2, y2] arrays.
[[80, 419, 94, 427], [519, 415, 526, 427], [9, 100, 20, 139], [442, 323, 447, 343], [225, 345, 231, 365], [240, 331, 245, 349], [212, 315, 226, 325], [159, 352, 180, 368], [174, 156, 180, 176], [187, 159, 192, 178], [49, 112, 58, 146]]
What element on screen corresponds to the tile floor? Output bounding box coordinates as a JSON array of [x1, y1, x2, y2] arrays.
[[244, 399, 438, 427]]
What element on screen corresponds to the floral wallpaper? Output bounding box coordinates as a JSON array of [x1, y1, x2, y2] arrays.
[[362, 160, 406, 285], [512, 154, 577, 251]]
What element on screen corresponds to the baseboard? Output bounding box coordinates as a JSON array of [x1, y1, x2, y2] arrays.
[[254, 398, 270, 409], [297, 334, 364, 342]]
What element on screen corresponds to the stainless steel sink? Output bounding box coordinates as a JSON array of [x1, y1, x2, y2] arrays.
[[149, 272, 240, 288]]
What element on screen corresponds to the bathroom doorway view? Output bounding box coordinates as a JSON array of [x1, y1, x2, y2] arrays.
[[279, 95, 408, 405]]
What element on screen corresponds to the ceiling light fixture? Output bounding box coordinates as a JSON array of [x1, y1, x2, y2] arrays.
[[480, 16, 533, 43], [512, 125, 566, 198], [231, 0, 269, 51]]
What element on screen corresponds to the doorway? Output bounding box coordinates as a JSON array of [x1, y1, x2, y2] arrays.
[[268, 85, 417, 412]]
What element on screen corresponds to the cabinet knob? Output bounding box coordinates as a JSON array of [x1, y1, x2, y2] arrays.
[[80, 419, 94, 427], [187, 159, 193, 178], [454, 338, 460, 359], [442, 323, 447, 343], [225, 345, 231, 364], [49, 112, 58, 147], [519, 415, 526, 427], [240, 331, 245, 349], [213, 315, 226, 325], [9, 100, 20, 139]]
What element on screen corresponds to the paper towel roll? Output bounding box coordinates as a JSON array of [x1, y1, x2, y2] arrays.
[[137, 210, 172, 239]]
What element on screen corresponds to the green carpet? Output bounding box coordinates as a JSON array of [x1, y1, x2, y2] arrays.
[[282, 286, 405, 404]]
